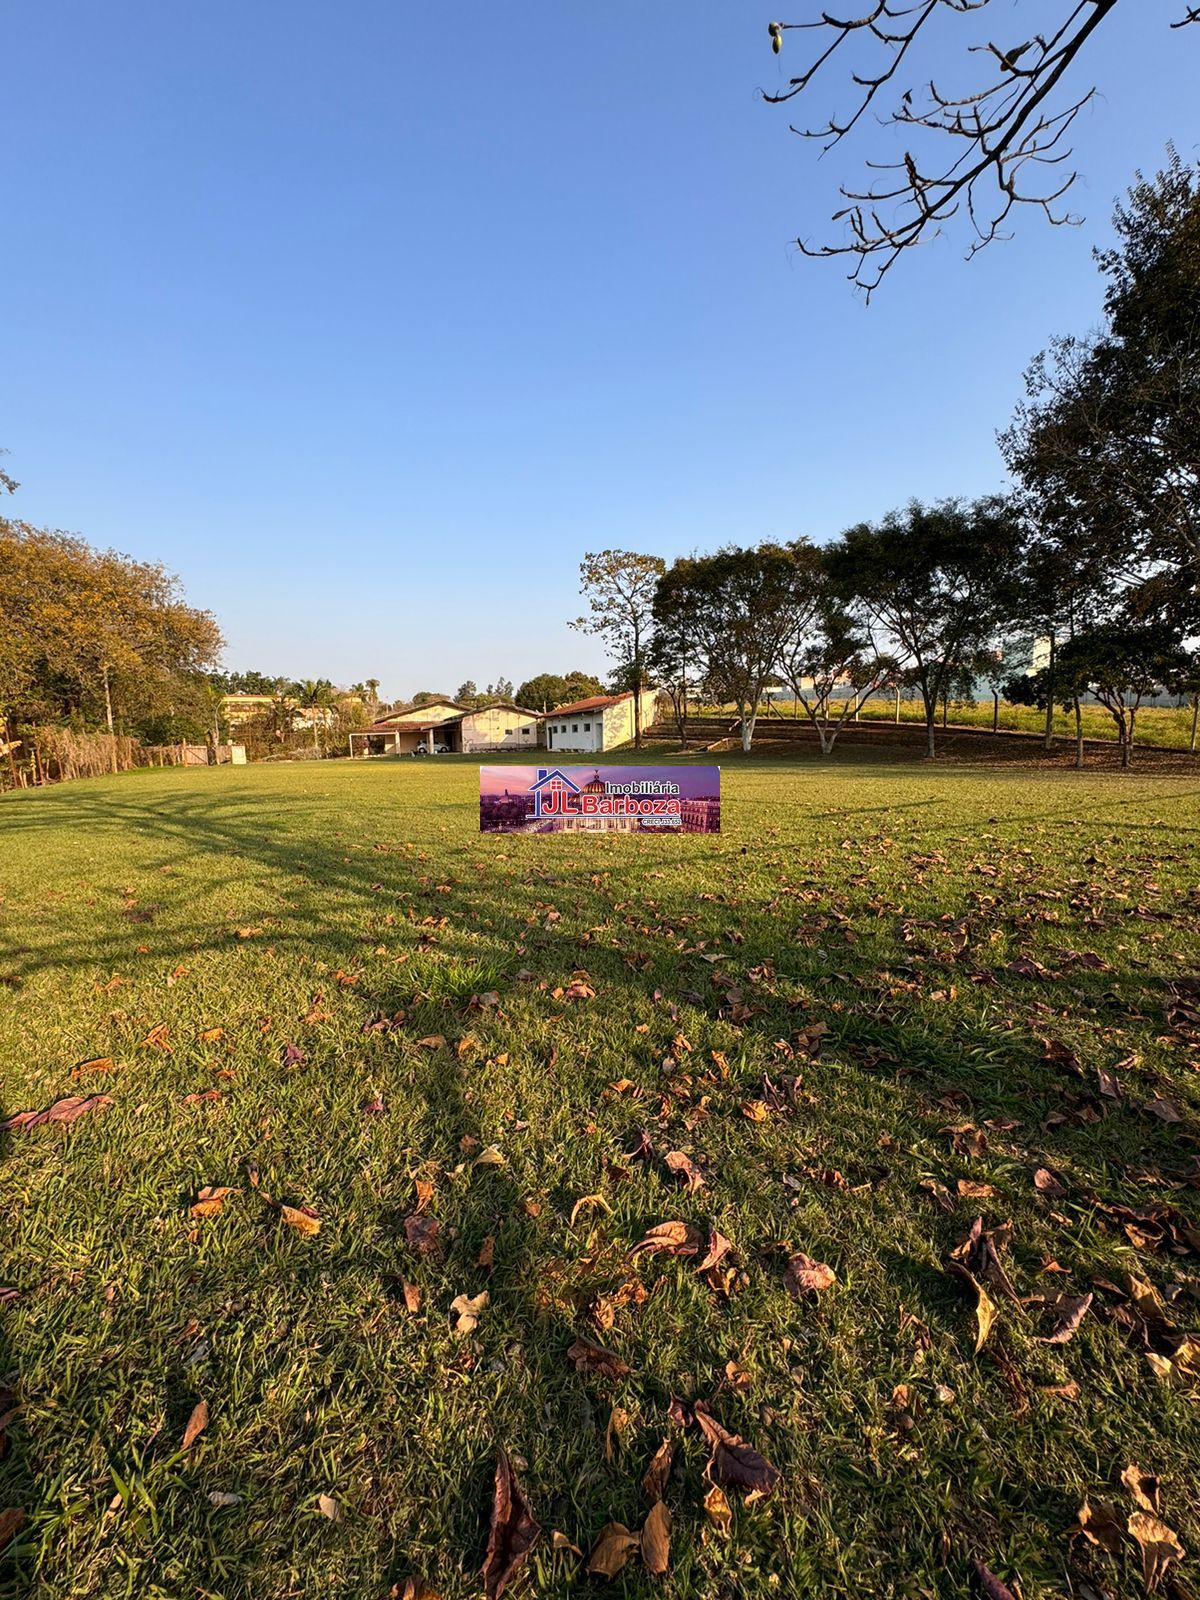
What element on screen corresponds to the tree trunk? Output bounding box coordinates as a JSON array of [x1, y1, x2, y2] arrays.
[[632, 623, 642, 749], [740, 707, 756, 752], [1043, 633, 1056, 750], [895, 684, 901, 724], [1073, 697, 1084, 769], [4, 720, 18, 790], [923, 695, 937, 759], [1190, 692, 1198, 754], [103, 665, 118, 773], [942, 692, 948, 729], [992, 692, 999, 733], [1126, 705, 1137, 768]]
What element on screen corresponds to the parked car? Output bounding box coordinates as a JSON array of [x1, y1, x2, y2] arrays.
[[414, 742, 450, 756]]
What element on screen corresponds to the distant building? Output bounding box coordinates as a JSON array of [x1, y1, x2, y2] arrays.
[[349, 698, 540, 757], [540, 689, 660, 753]]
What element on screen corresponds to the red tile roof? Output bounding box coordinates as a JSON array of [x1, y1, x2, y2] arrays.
[[545, 693, 631, 716]]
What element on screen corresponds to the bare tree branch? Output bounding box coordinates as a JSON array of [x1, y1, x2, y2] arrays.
[[762, 1, 1196, 295]]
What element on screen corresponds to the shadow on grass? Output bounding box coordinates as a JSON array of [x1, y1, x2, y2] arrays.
[[0, 1121, 34, 1588]]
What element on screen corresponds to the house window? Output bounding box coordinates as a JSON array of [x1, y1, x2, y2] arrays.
[[583, 723, 591, 731], [522, 727, 531, 735], [572, 724, 579, 732]]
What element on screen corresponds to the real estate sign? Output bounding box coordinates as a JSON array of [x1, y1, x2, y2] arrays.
[[480, 765, 720, 834]]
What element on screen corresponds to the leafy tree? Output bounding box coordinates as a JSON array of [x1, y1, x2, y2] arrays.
[[455, 680, 479, 705], [824, 498, 1025, 758], [1058, 622, 1194, 767], [572, 550, 666, 748], [1002, 152, 1200, 617], [408, 691, 447, 708], [776, 554, 898, 754], [515, 671, 604, 711], [0, 520, 222, 752], [762, 7, 1199, 295], [655, 543, 811, 752], [290, 679, 335, 748]]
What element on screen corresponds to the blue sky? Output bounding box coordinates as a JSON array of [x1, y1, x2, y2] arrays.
[[5, 3, 1196, 698]]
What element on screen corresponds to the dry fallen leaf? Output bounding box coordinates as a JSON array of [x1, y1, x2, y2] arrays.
[[404, 1215, 441, 1256], [1121, 1464, 1161, 1516], [569, 1193, 611, 1228], [629, 1221, 702, 1259], [415, 1035, 446, 1050], [567, 1335, 632, 1380], [694, 1403, 780, 1497], [71, 1057, 115, 1079], [641, 1501, 670, 1576], [1032, 1167, 1067, 1197], [946, 1263, 997, 1352], [0, 1508, 26, 1551], [702, 1483, 732, 1537], [482, 1451, 540, 1600], [181, 1400, 208, 1450], [586, 1523, 640, 1578], [664, 1151, 706, 1193], [642, 1437, 673, 1502], [1036, 1291, 1092, 1346], [450, 1291, 489, 1337], [1078, 1498, 1125, 1554], [1, 1094, 114, 1133], [317, 1492, 342, 1522], [971, 1557, 1020, 1600], [280, 1203, 321, 1237], [783, 1253, 836, 1296], [190, 1185, 239, 1220], [1127, 1511, 1185, 1591]]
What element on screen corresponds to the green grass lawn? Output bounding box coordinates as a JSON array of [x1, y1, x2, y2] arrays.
[[2, 755, 1199, 1600]]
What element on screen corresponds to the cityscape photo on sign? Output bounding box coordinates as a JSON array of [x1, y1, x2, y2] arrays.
[[479, 766, 721, 835]]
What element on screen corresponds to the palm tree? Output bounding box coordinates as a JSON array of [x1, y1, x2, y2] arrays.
[[292, 679, 334, 748]]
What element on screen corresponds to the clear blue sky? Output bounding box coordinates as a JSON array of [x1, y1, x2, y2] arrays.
[[5, 3, 1196, 699]]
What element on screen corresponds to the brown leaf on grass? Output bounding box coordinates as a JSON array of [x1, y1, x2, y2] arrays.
[[71, 1057, 115, 1079], [629, 1221, 702, 1259], [141, 1024, 171, 1051], [1127, 1511, 1185, 1591], [663, 1151, 705, 1193], [642, 1438, 673, 1502], [569, 1193, 611, 1229], [1032, 1167, 1067, 1197], [949, 1218, 1020, 1303], [198, 1027, 225, 1042], [702, 1484, 731, 1536], [946, 1263, 998, 1352], [415, 1035, 446, 1050], [1036, 1292, 1093, 1345], [404, 1215, 441, 1256], [190, 1185, 239, 1219], [641, 1501, 671, 1576], [970, 1558, 1020, 1600], [1043, 1038, 1081, 1073], [482, 1451, 540, 1600], [477, 1235, 495, 1270], [280, 1204, 321, 1237], [1097, 1067, 1123, 1100], [920, 1177, 956, 1213], [586, 1523, 640, 1578], [181, 1400, 209, 1450], [567, 1335, 632, 1380], [413, 1178, 435, 1213], [1078, 1498, 1125, 1553], [957, 1179, 996, 1199], [0, 1507, 25, 1553], [941, 1124, 987, 1160], [696, 1225, 733, 1274], [1142, 1097, 1182, 1124], [783, 1253, 835, 1297], [1, 1094, 114, 1133], [1121, 1464, 1161, 1515], [401, 1282, 422, 1314], [450, 1291, 488, 1337], [694, 1403, 780, 1497]]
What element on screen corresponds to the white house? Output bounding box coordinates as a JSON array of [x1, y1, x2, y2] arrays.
[[349, 699, 540, 756], [540, 689, 660, 753]]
